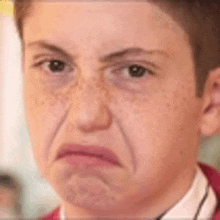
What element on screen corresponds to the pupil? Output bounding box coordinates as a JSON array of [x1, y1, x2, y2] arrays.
[[129, 65, 145, 77], [49, 60, 65, 72]]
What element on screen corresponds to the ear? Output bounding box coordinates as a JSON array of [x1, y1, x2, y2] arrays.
[[200, 67, 220, 137]]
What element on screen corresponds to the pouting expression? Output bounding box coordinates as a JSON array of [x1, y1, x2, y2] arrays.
[[23, 1, 204, 217]]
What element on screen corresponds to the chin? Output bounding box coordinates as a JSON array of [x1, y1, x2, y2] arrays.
[[53, 177, 122, 212], [51, 166, 132, 213]]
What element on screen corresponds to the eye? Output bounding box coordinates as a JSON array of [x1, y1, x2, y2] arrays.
[[117, 64, 154, 78], [33, 59, 73, 75], [126, 65, 146, 77], [48, 60, 66, 73]]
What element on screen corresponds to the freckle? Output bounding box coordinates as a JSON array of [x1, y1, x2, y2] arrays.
[[40, 100, 46, 105], [166, 102, 171, 108], [182, 96, 187, 102], [180, 150, 183, 156]]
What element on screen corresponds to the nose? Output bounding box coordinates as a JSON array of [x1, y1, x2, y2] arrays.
[[69, 78, 112, 132]]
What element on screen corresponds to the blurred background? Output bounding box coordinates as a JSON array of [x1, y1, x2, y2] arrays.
[[0, 2, 219, 219]]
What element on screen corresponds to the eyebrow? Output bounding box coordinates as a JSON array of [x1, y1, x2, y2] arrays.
[[100, 47, 169, 62], [26, 40, 169, 62], [26, 40, 76, 62]]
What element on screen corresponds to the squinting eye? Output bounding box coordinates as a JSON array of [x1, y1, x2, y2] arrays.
[[34, 59, 72, 75], [48, 60, 66, 73], [119, 64, 153, 78]]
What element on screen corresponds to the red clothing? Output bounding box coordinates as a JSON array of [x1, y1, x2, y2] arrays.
[[41, 163, 220, 220], [200, 163, 220, 220]]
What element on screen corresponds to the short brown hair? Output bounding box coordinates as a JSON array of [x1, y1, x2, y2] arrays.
[[13, 0, 220, 97]]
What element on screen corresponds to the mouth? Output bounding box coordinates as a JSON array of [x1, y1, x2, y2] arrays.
[[57, 144, 121, 166]]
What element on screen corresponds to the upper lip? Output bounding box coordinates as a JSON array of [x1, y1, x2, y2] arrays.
[[57, 144, 121, 166]]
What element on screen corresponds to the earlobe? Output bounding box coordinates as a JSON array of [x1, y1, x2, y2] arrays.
[[200, 68, 220, 137]]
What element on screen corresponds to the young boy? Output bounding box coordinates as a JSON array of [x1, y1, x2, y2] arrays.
[[13, 0, 219, 219]]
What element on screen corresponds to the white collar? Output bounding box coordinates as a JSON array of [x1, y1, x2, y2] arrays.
[[60, 166, 217, 220], [60, 205, 66, 220], [161, 166, 217, 219]]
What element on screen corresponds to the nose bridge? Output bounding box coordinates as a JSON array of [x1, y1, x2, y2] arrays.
[[78, 75, 108, 108], [80, 76, 105, 101], [69, 75, 112, 132]]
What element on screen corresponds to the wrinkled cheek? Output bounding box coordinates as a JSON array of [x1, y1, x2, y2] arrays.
[[25, 93, 69, 177]]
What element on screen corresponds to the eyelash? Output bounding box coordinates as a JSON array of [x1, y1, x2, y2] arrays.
[[33, 59, 73, 76], [33, 59, 155, 78], [114, 63, 154, 78]]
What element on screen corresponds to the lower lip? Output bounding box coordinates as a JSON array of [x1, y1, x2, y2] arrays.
[[64, 154, 118, 167]]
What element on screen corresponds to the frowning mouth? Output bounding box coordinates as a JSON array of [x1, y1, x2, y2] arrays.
[[57, 144, 121, 166]]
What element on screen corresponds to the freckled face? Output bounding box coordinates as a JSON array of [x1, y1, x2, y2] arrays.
[[23, 1, 203, 216]]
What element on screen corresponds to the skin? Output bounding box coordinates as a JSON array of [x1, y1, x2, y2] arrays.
[[22, 1, 220, 219], [0, 188, 18, 218], [0, 187, 15, 209]]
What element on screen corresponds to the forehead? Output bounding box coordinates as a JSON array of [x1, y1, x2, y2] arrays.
[[26, 1, 183, 31], [24, 1, 189, 54]]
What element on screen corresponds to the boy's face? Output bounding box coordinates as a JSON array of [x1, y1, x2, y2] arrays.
[[23, 1, 205, 216]]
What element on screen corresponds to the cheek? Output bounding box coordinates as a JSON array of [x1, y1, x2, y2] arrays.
[[25, 84, 70, 174], [116, 83, 200, 172], [147, 89, 200, 161]]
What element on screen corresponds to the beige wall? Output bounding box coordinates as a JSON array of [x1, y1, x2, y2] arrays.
[[0, 16, 4, 164]]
